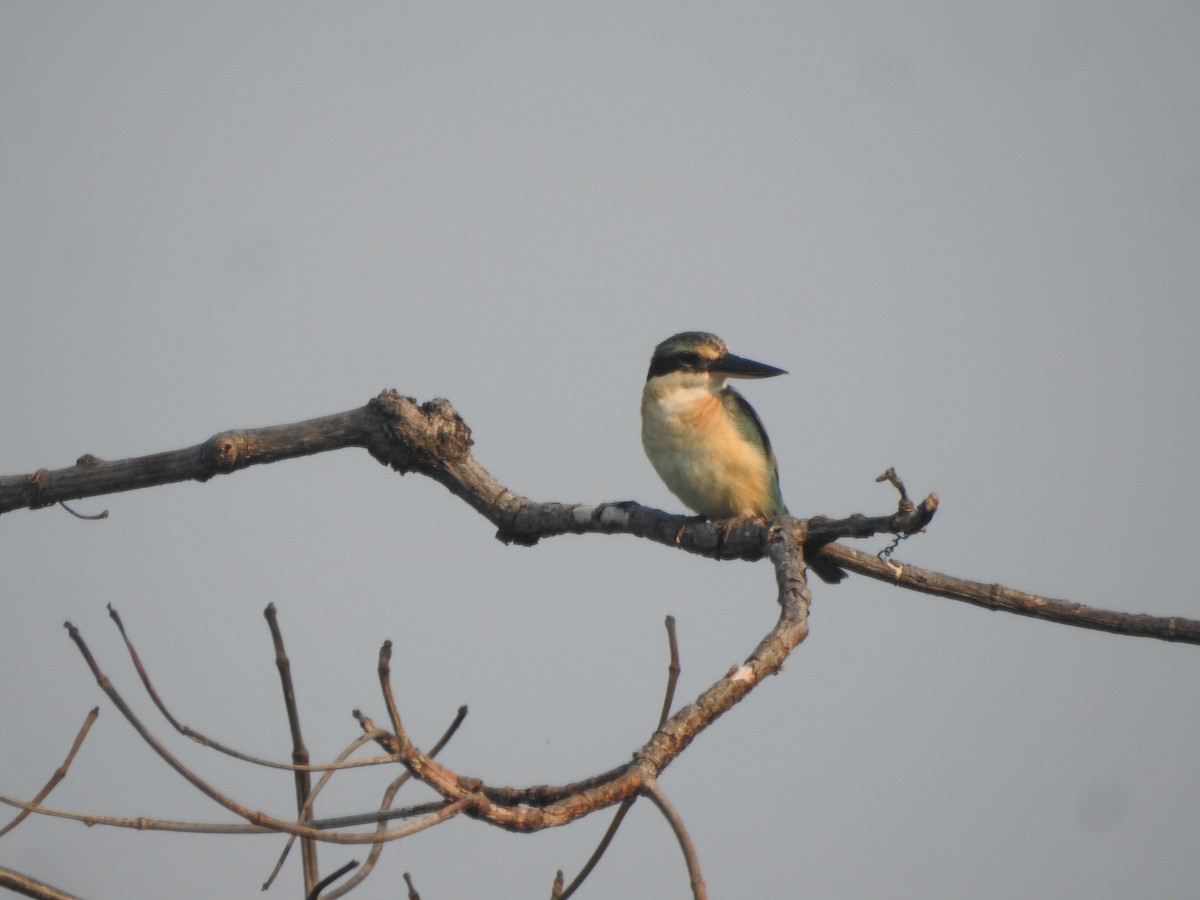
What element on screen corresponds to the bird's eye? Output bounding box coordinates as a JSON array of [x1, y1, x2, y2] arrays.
[[677, 352, 701, 368]]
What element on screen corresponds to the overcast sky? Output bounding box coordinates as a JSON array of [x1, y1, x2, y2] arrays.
[[3, 4, 1199, 899]]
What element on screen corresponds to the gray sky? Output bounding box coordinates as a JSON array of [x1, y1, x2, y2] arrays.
[[3, 4, 1199, 898]]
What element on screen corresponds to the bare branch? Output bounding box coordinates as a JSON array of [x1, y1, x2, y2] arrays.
[[305, 859, 358, 900], [555, 797, 636, 900], [61, 621, 469, 844], [643, 778, 706, 900], [875, 466, 913, 510], [261, 731, 391, 892], [828, 545, 1200, 643], [8, 392, 1190, 643], [109, 603, 397, 771], [0, 793, 273, 834], [659, 615, 681, 728], [362, 521, 815, 836], [2, 377, 1192, 900], [0, 792, 453, 837], [0, 411, 375, 513], [264, 603, 319, 892], [0, 866, 81, 900], [320, 706, 469, 900], [0, 707, 97, 839], [57, 499, 107, 520], [0, 394, 928, 565], [314, 774, 411, 899], [554, 614, 684, 896]]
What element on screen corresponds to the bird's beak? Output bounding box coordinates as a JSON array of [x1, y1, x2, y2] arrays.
[[714, 353, 787, 379]]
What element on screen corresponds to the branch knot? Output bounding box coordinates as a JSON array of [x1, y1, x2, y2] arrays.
[[201, 431, 253, 475], [368, 391, 474, 474]]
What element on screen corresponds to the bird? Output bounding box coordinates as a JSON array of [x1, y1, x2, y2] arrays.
[[640, 331, 845, 583]]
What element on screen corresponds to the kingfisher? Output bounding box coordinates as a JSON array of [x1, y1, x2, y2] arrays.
[[640, 331, 845, 583]]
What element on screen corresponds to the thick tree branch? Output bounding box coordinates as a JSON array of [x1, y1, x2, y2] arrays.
[[0, 392, 928, 563], [4, 389, 1194, 647], [0, 408, 375, 512]]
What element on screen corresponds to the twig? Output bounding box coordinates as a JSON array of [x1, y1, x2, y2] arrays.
[[658, 615, 681, 728], [875, 466, 913, 512], [313, 774, 411, 899], [305, 801, 449, 831], [264, 603, 319, 893], [0, 794, 272, 833], [555, 617, 682, 897], [827, 545, 1200, 643], [403, 872, 420, 900], [305, 859, 358, 900], [554, 797, 636, 900], [642, 778, 705, 900], [62, 621, 468, 844], [107, 603, 185, 733], [57, 500, 107, 520], [109, 604, 396, 773], [377, 642, 415, 755], [0, 866, 81, 900], [0, 792, 456, 837], [261, 730, 392, 891], [552, 615, 686, 896], [0, 707, 97, 838], [321, 705, 469, 900], [25, 521, 813, 895]]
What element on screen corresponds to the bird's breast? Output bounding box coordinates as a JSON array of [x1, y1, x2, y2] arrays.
[[641, 384, 777, 518]]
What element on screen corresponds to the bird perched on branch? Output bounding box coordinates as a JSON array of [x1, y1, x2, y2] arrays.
[[640, 331, 845, 583]]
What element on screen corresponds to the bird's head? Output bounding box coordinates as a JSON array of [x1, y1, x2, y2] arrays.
[[645, 332, 787, 390]]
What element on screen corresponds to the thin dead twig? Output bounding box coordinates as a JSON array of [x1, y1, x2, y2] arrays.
[[305, 858, 358, 900], [0, 866, 82, 900], [643, 778, 705, 900], [321, 705, 468, 900], [659, 615, 681, 728], [264, 603, 319, 892], [107, 603, 396, 773], [0, 707, 97, 839], [557, 612, 684, 897], [62, 621, 469, 844], [261, 730, 389, 892]]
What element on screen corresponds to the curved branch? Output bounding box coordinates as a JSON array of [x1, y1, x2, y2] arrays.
[[0, 393, 930, 564], [367, 521, 814, 834], [642, 778, 706, 900], [5, 390, 1193, 645]]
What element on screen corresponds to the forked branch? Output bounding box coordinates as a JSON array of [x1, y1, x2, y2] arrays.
[[4, 387, 1198, 897], [3, 390, 1191, 642]]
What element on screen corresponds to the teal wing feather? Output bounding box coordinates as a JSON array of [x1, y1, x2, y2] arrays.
[[724, 387, 788, 516]]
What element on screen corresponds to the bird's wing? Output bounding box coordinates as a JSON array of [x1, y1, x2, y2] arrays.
[[725, 387, 788, 516]]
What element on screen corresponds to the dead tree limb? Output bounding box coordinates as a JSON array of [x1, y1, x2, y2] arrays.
[[3, 390, 1191, 642], [4, 388, 1198, 896]]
